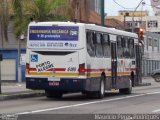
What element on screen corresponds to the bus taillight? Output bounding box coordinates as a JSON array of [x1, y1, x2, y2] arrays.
[[78, 63, 86, 75], [26, 63, 30, 73]]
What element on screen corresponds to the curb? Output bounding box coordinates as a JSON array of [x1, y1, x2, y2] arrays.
[[0, 91, 45, 101], [137, 82, 152, 87]]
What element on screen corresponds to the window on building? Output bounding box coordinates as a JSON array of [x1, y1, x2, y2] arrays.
[[135, 22, 138, 27], [154, 39, 158, 47], [147, 21, 158, 28], [148, 38, 152, 46]]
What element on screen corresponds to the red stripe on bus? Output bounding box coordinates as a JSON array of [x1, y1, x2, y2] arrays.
[[29, 68, 36, 71], [86, 69, 105, 72], [47, 68, 66, 71], [129, 68, 136, 71]]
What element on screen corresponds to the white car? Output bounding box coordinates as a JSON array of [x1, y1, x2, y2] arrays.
[[151, 69, 160, 82]]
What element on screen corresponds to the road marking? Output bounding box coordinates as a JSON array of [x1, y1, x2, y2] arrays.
[[16, 91, 160, 115], [152, 109, 160, 113]]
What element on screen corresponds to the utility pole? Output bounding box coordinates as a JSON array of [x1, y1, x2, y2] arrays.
[[101, 0, 105, 26], [132, 0, 144, 32], [18, 32, 24, 83], [0, 1, 4, 94]]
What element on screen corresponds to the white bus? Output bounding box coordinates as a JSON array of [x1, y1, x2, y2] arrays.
[[26, 21, 141, 98]]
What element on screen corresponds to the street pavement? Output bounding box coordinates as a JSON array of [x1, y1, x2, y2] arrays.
[[0, 77, 157, 101]]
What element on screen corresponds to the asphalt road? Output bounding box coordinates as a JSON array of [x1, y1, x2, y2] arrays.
[[1, 79, 160, 120]]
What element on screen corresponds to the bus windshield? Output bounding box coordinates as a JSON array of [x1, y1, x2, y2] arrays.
[[28, 25, 79, 49]]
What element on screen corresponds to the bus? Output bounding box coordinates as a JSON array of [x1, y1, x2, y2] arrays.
[[26, 21, 141, 99]]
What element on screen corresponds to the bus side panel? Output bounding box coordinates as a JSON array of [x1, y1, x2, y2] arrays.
[[116, 76, 130, 89], [116, 58, 136, 89], [85, 54, 112, 92]]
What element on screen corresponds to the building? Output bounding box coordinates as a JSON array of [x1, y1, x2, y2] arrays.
[[106, 10, 148, 32], [71, 0, 101, 22], [0, 20, 26, 82], [145, 16, 160, 33], [143, 32, 160, 76], [88, 0, 101, 14]]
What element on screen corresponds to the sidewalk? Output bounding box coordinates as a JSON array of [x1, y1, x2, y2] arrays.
[[140, 77, 158, 86], [0, 82, 45, 101], [0, 77, 158, 101]]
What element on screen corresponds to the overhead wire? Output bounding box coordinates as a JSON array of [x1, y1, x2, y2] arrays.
[[112, 0, 143, 10], [112, 0, 160, 11]]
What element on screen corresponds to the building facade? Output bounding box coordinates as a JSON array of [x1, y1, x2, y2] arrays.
[[88, 0, 101, 14], [0, 21, 26, 82], [143, 32, 160, 76]]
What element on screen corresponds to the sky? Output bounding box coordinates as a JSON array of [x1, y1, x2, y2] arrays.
[[105, 0, 154, 16]]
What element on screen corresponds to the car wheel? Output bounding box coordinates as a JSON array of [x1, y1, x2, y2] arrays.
[[154, 74, 160, 82]]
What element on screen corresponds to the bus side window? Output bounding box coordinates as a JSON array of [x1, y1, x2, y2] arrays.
[[125, 37, 130, 58], [103, 34, 110, 57], [86, 31, 95, 57], [121, 37, 125, 58], [130, 38, 135, 58], [117, 36, 123, 58], [121, 37, 125, 48], [95, 33, 103, 57]]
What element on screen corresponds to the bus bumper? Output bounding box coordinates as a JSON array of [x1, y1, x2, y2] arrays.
[[26, 77, 86, 92]]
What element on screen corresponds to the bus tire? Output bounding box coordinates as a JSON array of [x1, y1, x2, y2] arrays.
[[97, 76, 105, 99], [119, 80, 132, 94]]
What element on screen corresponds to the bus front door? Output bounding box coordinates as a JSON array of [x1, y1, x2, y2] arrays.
[[111, 42, 117, 88]]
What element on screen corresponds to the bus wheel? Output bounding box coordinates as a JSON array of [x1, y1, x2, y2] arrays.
[[119, 80, 132, 94], [97, 77, 105, 99]]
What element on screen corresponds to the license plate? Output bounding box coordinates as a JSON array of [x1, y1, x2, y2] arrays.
[[48, 77, 60, 81], [49, 81, 59, 86]]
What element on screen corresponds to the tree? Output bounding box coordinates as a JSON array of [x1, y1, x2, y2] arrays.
[[0, 0, 9, 46], [0, 0, 9, 94], [12, 0, 69, 38]]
